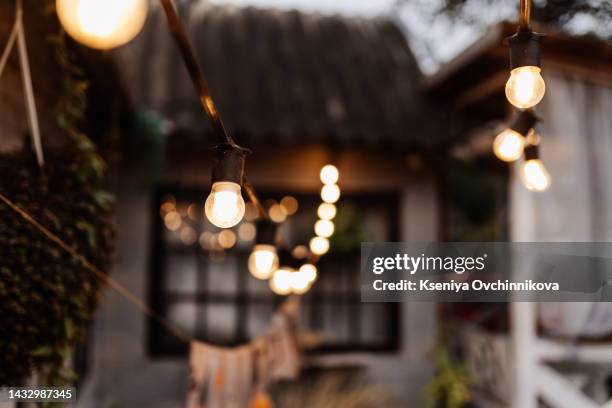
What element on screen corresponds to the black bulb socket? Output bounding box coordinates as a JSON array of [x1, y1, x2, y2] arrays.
[[255, 219, 278, 246], [507, 28, 545, 70], [524, 143, 540, 161], [509, 109, 539, 136], [211, 143, 250, 185]]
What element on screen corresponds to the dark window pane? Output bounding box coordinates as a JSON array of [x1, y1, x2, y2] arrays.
[[203, 304, 236, 343], [164, 255, 197, 294], [167, 302, 197, 335], [207, 258, 239, 294]]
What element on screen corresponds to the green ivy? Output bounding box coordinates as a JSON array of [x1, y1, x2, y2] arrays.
[[0, 2, 115, 388]]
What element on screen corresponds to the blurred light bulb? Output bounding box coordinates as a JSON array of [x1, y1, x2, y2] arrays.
[[314, 219, 334, 238], [317, 203, 337, 220], [248, 244, 279, 280], [505, 66, 546, 109], [521, 159, 551, 192], [291, 271, 311, 295], [217, 229, 237, 249], [270, 268, 294, 296], [280, 196, 299, 215], [493, 129, 525, 162], [321, 184, 340, 203], [299, 264, 318, 284], [204, 182, 246, 228], [56, 0, 148, 50], [320, 164, 339, 184], [309, 236, 329, 255]]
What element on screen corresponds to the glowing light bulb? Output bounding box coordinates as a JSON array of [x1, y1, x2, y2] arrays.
[[299, 264, 318, 284], [521, 159, 551, 192], [493, 129, 525, 162], [248, 244, 279, 280], [291, 271, 311, 295], [309, 236, 329, 255], [56, 0, 148, 50], [505, 66, 546, 109], [314, 219, 334, 238], [270, 268, 294, 296], [317, 203, 337, 220], [320, 165, 339, 184], [204, 182, 246, 228], [321, 184, 340, 203]]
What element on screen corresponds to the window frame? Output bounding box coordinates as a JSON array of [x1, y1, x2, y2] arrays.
[[147, 186, 401, 357]]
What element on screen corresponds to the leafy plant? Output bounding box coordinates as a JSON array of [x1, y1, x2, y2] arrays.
[[425, 341, 471, 408], [0, 1, 115, 388]]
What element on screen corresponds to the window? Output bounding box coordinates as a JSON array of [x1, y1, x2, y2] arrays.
[[148, 187, 400, 356]]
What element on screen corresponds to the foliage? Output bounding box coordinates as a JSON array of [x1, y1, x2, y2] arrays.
[[329, 204, 368, 256], [425, 341, 471, 408], [440, 0, 612, 32], [0, 3, 114, 388]]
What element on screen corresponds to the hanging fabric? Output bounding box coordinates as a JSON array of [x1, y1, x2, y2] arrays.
[[186, 298, 302, 408], [0, 0, 44, 167]]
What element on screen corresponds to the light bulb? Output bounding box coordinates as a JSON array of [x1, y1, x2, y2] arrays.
[[321, 184, 340, 203], [248, 244, 279, 280], [505, 66, 546, 109], [493, 129, 525, 162], [309, 236, 329, 255], [291, 271, 311, 295], [521, 159, 551, 192], [317, 203, 337, 220], [270, 268, 294, 296], [56, 0, 148, 50], [299, 264, 318, 284], [320, 165, 339, 184], [204, 182, 246, 228], [314, 219, 334, 238]]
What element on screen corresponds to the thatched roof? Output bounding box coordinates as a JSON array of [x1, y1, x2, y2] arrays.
[[121, 3, 435, 151]]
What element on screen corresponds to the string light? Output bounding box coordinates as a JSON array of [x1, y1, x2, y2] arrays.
[[309, 236, 329, 256], [493, 109, 538, 162], [205, 182, 245, 228], [217, 229, 237, 249], [317, 203, 337, 220], [268, 203, 287, 223], [280, 196, 299, 215], [321, 184, 340, 203], [56, 0, 148, 50], [237, 222, 256, 242], [269, 268, 293, 296], [319, 164, 339, 184], [521, 142, 550, 192], [164, 211, 181, 231], [59, 0, 346, 296], [299, 263, 318, 284], [179, 226, 197, 245], [505, 0, 545, 109], [290, 270, 311, 295], [314, 219, 334, 238], [248, 221, 278, 280], [205, 145, 248, 228]]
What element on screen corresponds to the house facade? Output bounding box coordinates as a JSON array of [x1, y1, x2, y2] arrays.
[[79, 3, 443, 407]]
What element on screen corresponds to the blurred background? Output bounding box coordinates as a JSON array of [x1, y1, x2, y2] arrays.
[[0, 0, 611, 407]]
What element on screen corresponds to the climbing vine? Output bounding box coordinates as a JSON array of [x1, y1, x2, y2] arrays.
[[0, 3, 114, 387]]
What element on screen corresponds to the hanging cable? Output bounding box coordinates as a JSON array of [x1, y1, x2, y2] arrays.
[[519, 0, 531, 30], [158, 0, 270, 223], [158, 0, 232, 146]]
